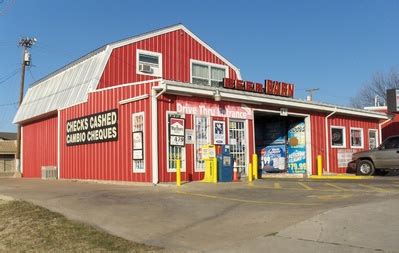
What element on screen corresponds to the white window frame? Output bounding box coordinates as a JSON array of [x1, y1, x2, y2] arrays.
[[350, 127, 364, 149], [136, 49, 163, 77], [193, 115, 211, 172], [331, 126, 346, 148], [190, 59, 229, 86], [132, 112, 145, 173], [166, 111, 186, 172], [368, 129, 379, 149]]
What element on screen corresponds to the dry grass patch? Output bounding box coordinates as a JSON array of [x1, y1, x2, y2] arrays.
[[0, 200, 162, 252]]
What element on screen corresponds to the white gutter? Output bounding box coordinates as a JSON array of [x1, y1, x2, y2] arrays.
[[325, 108, 337, 173], [119, 94, 149, 105], [378, 116, 393, 144], [151, 82, 167, 185]]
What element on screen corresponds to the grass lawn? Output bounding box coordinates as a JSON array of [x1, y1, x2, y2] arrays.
[[0, 199, 162, 252]]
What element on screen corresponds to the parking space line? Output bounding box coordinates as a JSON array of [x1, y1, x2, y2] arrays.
[[175, 191, 320, 206], [325, 183, 347, 191], [357, 183, 390, 193], [274, 182, 282, 189], [297, 182, 313, 190]]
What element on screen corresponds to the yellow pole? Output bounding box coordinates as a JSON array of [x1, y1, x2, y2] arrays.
[[213, 157, 218, 183], [252, 154, 258, 179], [248, 163, 253, 182], [317, 155, 322, 176], [176, 159, 181, 186]]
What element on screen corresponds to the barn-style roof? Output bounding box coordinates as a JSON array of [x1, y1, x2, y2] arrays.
[[13, 24, 241, 124]]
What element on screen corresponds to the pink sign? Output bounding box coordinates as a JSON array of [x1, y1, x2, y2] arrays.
[[176, 100, 252, 119]]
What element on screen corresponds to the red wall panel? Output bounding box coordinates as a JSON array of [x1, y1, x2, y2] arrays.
[[60, 82, 156, 182], [327, 115, 380, 173], [97, 29, 239, 89], [22, 115, 58, 178]]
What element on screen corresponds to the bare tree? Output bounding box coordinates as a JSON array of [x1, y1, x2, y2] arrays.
[[350, 68, 399, 108]]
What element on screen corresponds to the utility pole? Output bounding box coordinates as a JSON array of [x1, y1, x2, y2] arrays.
[[15, 37, 36, 176], [305, 88, 320, 101]]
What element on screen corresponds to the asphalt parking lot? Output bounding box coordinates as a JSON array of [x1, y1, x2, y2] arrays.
[[0, 177, 399, 252]]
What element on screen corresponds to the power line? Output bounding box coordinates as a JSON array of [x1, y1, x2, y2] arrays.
[[0, 68, 19, 84], [0, 101, 18, 107], [28, 67, 36, 82]]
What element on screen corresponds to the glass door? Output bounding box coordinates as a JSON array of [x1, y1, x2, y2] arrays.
[[228, 119, 247, 176]]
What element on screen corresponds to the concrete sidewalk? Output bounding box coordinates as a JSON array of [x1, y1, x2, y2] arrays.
[[0, 178, 398, 252]]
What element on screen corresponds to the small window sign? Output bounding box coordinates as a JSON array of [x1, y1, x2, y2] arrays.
[[280, 108, 288, 117]]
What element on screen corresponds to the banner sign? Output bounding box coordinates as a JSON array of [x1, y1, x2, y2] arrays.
[[287, 122, 306, 174], [66, 109, 118, 146], [176, 101, 252, 119], [170, 117, 185, 146]]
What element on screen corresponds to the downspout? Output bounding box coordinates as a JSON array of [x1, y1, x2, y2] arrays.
[[378, 116, 393, 145], [151, 82, 167, 185], [57, 109, 61, 179], [325, 108, 337, 173]]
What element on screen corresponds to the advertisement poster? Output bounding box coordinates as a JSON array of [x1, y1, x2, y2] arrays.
[[213, 120, 225, 145], [185, 129, 194, 144], [337, 149, 354, 168], [287, 122, 306, 174], [133, 150, 143, 160], [170, 117, 185, 146], [133, 132, 143, 150], [259, 145, 286, 173]]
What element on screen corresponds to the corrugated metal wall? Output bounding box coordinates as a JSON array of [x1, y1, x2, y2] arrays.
[[382, 113, 399, 141], [327, 116, 380, 173], [97, 29, 238, 88], [310, 113, 327, 175], [59, 82, 156, 182], [22, 115, 58, 178]]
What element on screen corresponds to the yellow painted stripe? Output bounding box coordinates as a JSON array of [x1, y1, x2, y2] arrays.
[[309, 175, 374, 180], [274, 182, 282, 189], [175, 191, 320, 206], [358, 183, 390, 193], [297, 182, 313, 190], [325, 183, 347, 191]]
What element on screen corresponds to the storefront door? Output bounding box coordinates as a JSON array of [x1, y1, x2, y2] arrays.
[[228, 119, 247, 175]]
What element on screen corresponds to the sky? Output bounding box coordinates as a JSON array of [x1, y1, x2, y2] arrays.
[[0, 0, 398, 132]]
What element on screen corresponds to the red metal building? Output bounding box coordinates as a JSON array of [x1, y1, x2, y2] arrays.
[[14, 24, 389, 183]]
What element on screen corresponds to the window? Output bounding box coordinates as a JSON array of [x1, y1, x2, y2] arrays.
[[331, 126, 346, 148], [381, 136, 399, 149], [132, 112, 145, 173], [191, 60, 227, 87], [136, 49, 162, 77], [368, 129, 378, 149], [350, 128, 364, 148]]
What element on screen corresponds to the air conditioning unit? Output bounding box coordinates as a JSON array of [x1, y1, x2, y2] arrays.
[[41, 166, 58, 180], [139, 63, 153, 74]]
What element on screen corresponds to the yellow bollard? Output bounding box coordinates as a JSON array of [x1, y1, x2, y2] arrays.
[[213, 157, 218, 183], [176, 159, 181, 186], [317, 155, 323, 177], [252, 154, 258, 179], [248, 163, 253, 182]]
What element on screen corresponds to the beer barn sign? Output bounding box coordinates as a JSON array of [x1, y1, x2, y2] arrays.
[[66, 109, 118, 146], [222, 78, 295, 98]]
